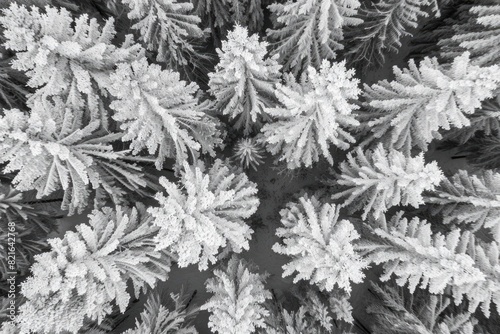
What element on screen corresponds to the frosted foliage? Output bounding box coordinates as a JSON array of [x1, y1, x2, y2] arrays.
[[332, 144, 443, 220], [361, 53, 500, 154], [17, 205, 172, 334], [362, 212, 500, 316], [267, 0, 362, 75], [232, 137, 265, 170], [273, 194, 367, 293], [209, 25, 281, 134], [261, 60, 361, 169], [425, 170, 500, 242], [201, 256, 271, 334], [109, 58, 221, 169], [446, 5, 500, 66], [122, 0, 203, 67], [348, 0, 439, 67], [0, 4, 143, 125], [148, 159, 259, 270], [124, 291, 198, 334], [0, 104, 148, 215]]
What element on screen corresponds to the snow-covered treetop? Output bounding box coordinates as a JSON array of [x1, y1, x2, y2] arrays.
[[17, 204, 172, 334], [332, 144, 443, 220], [201, 256, 271, 334], [209, 25, 281, 134], [109, 58, 222, 169], [122, 0, 205, 75], [0, 3, 143, 126], [267, 0, 363, 75], [0, 101, 150, 214], [262, 60, 360, 169], [148, 159, 259, 270], [273, 193, 368, 294], [360, 52, 500, 154]]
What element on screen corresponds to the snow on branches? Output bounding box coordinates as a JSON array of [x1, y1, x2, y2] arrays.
[[361, 212, 500, 317], [440, 4, 500, 66], [0, 3, 143, 127], [109, 58, 222, 169], [347, 0, 439, 68], [331, 144, 443, 220], [424, 169, 500, 242], [273, 194, 367, 294], [124, 290, 198, 334], [201, 256, 271, 334], [267, 0, 363, 75], [0, 102, 150, 214], [122, 0, 206, 76], [17, 204, 172, 334], [209, 25, 281, 135], [148, 159, 259, 270], [261, 60, 360, 169], [360, 53, 500, 154]]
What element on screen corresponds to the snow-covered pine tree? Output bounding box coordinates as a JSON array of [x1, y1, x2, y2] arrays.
[[193, 0, 264, 44], [121, 0, 209, 79], [346, 0, 439, 68], [232, 136, 265, 170], [359, 52, 500, 155], [0, 3, 144, 127], [439, 4, 500, 66], [124, 289, 198, 334], [368, 282, 482, 334], [208, 25, 281, 135], [201, 256, 271, 334], [424, 169, 500, 242], [267, 0, 363, 76], [0, 100, 151, 215], [108, 57, 222, 169], [261, 60, 360, 169], [331, 144, 443, 220], [148, 159, 259, 270], [360, 211, 500, 317], [16, 204, 172, 334], [442, 96, 500, 145], [273, 193, 368, 294]]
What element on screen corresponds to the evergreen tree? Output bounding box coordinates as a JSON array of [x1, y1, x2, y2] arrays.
[[331, 144, 443, 220], [108, 57, 222, 169], [442, 96, 500, 145], [208, 25, 281, 135], [0, 3, 144, 127], [124, 289, 198, 334], [360, 212, 500, 317], [452, 133, 500, 169], [193, 0, 264, 43], [368, 282, 483, 334], [261, 60, 360, 169], [267, 0, 363, 76], [201, 256, 271, 334], [0, 101, 151, 214], [440, 4, 500, 66], [232, 136, 265, 171], [424, 170, 500, 242], [122, 0, 209, 79], [16, 204, 172, 333], [347, 0, 439, 68], [148, 159, 259, 270], [359, 52, 500, 154], [273, 193, 368, 294]]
